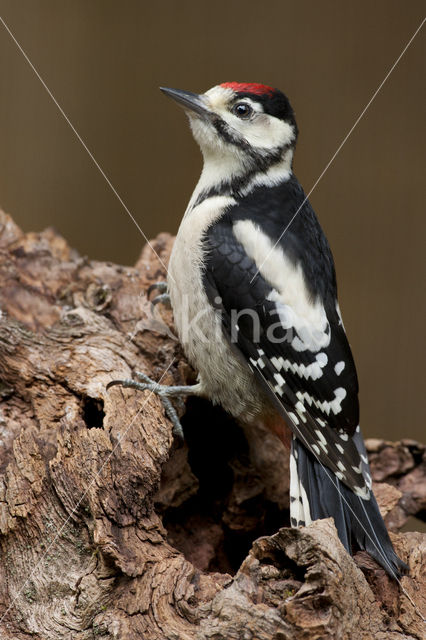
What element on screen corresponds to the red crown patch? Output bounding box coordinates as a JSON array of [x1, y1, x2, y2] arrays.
[[220, 82, 275, 96]]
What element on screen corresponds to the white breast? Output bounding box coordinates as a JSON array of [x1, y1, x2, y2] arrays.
[[168, 196, 267, 421]]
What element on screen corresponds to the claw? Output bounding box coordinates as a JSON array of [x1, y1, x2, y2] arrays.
[[106, 379, 125, 390], [151, 292, 171, 309], [160, 396, 184, 441], [147, 281, 168, 298], [107, 371, 198, 444]]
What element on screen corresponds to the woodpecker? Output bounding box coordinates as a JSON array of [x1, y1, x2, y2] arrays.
[[112, 82, 406, 578]]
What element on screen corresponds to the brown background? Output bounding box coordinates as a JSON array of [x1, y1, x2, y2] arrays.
[[0, 1, 424, 441]]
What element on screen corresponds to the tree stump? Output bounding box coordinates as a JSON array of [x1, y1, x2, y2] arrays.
[[0, 210, 424, 639]]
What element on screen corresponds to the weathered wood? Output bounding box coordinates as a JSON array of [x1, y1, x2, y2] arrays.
[[0, 210, 424, 639]]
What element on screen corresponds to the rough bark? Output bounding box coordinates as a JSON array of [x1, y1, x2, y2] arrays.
[[0, 210, 424, 639]]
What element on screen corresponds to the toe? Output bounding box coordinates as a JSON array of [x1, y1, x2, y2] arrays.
[[147, 281, 168, 297]]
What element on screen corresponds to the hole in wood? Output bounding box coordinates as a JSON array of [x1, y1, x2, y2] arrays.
[[156, 396, 290, 575], [82, 396, 105, 429]]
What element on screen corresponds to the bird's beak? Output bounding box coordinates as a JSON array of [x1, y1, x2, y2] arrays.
[[160, 87, 210, 119]]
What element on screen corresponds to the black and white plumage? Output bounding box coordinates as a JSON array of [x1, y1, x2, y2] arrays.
[[160, 82, 406, 578]]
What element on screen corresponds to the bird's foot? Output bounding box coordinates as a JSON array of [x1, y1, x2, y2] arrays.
[[147, 281, 171, 308], [151, 293, 171, 308], [107, 371, 198, 442], [148, 281, 168, 296]]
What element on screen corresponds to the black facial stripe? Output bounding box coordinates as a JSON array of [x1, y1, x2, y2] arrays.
[[192, 144, 289, 208], [212, 117, 252, 152], [192, 185, 226, 207], [212, 115, 288, 167], [191, 109, 294, 209]]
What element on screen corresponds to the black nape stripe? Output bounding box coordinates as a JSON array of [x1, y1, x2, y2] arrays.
[[212, 117, 248, 149], [193, 116, 292, 209], [192, 155, 286, 209], [212, 116, 287, 170]]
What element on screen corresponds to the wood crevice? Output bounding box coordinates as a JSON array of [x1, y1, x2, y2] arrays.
[[0, 211, 424, 639]]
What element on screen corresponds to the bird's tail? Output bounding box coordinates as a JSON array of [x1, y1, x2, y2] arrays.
[[289, 436, 407, 579]]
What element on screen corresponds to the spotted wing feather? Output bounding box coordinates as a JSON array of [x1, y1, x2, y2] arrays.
[[203, 216, 371, 498]]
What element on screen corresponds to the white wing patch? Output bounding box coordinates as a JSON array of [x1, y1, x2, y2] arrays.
[[230, 220, 369, 499], [233, 219, 331, 352]]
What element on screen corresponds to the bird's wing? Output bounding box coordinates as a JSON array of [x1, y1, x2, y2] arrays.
[[203, 215, 371, 498]]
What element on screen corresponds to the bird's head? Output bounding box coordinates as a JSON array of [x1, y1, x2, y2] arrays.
[[161, 82, 298, 175]]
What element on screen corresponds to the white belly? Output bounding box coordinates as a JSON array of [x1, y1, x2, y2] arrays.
[[168, 196, 265, 421]]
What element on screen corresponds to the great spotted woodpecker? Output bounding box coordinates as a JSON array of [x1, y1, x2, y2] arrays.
[[112, 82, 405, 578]]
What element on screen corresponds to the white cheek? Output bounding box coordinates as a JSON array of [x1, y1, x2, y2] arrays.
[[219, 112, 295, 151], [246, 116, 295, 149]]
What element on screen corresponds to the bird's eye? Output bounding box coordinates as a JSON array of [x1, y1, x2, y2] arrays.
[[232, 102, 253, 119]]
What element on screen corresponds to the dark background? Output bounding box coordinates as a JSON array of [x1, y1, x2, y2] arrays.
[[0, 1, 424, 442]]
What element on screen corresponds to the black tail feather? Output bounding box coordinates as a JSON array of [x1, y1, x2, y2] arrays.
[[293, 439, 407, 579]]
